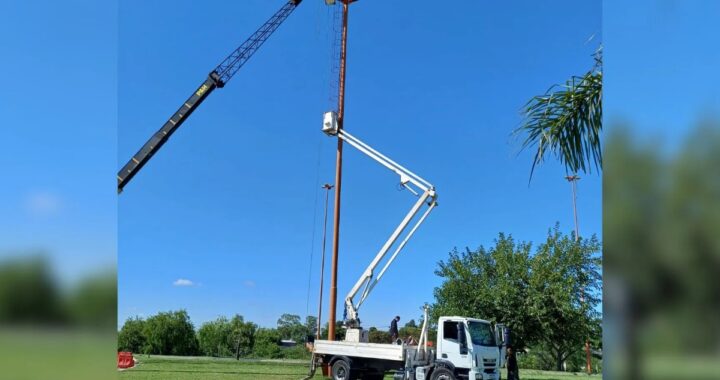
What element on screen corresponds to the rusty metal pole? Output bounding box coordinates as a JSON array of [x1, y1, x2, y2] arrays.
[[316, 184, 334, 339], [328, 0, 350, 342]]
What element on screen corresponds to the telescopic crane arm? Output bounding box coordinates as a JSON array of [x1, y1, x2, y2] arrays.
[[322, 111, 438, 328], [117, 0, 302, 193]]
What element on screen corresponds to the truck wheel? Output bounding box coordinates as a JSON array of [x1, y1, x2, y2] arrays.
[[430, 367, 455, 380], [331, 359, 352, 380]]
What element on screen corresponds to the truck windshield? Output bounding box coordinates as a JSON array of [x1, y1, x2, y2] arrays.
[[467, 321, 496, 346]]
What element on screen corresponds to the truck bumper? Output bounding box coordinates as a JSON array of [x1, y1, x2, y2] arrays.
[[469, 369, 500, 380]]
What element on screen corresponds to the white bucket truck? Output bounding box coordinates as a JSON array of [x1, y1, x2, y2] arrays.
[[312, 307, 507, 380]]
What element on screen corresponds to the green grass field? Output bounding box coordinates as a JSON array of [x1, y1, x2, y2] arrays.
[[119, 355, 311, 380], [0, 329, 115, 380], [119, 355, 602, 380]]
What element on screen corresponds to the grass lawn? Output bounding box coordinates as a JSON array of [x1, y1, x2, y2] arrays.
[[119, 355, 602, 380], [0, 329, 115, 380], [119, 355, 311, 380]]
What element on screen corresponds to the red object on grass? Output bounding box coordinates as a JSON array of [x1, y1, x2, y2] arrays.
[[117, 352, 134, 369]]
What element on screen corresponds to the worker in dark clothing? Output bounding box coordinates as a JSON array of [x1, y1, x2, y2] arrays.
[[506, 346, 519, 380], [389, 316, 400, 343]]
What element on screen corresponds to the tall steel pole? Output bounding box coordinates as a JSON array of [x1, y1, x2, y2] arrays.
[[565, 174, 580, 240], [566, 174, 591, 374], [316, 184, 334, 339], [328, 0, 351, 342]]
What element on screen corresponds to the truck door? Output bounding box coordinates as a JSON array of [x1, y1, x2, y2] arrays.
[[439, 320, 470, 367]]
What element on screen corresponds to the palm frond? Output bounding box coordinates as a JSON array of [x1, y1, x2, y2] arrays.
[[516, 52, 603, 181]]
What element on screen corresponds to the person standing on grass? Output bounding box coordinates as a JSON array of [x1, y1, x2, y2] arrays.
[[389, 316, 400, 343], [506, 346, 520, 380]]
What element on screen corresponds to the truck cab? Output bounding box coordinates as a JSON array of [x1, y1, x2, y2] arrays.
[[433, 317, 505, 380]]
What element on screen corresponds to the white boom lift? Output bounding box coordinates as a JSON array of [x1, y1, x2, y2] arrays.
[[321, 111, 438, 340], [305, 112, 508, 380]]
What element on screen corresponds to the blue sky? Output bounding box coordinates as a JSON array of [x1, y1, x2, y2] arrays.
[[118, 0, 602, 329], [604, 0, 720, 139], [0, 1, 117, 283]]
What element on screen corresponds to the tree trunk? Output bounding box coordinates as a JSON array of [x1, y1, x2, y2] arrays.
[[556, 351, 564, 371]]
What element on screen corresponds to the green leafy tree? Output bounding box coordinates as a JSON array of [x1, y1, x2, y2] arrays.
[[305, 315, 318, 339], [276, 313, 307, 343], [197, 315, 257, 358], [528, 226, 601, 370], [229, 315, 257, 359], [604, 126, 720, 378], [197, 316, 233, 357], [320, 321, 346, 341], [0, 256, 64, 325], [142, 310, 198, 355], [252, 328, 282, 358], [432, 233, 538, 350], [66, 269, 117, 328], [516, 49, 602, 180], [118, 317, 146, 353], [432, 228, 601, 371]]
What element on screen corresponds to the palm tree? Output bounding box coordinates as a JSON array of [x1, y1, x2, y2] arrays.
[[516, 48, 602, 180]]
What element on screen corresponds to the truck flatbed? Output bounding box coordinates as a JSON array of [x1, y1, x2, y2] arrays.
[[313, 340, 406, 362]]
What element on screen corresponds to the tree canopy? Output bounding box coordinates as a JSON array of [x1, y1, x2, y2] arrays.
[[197, 315, 257, 358], [118, 317, 146, 353], [432, 226, 601, 370], [142, 310, 198, 356], [276, 313, 307, 343]]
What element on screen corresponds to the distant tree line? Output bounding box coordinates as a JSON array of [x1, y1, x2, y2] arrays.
[[118, 310, 434, 360], [119, 311, 320, 359], [0, 255, 116, 328]]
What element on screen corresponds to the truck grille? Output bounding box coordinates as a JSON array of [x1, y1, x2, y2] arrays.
[[483, 358, 496, 368]]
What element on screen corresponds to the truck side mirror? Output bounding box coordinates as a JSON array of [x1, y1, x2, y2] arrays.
[[457, 323, 468, 355]]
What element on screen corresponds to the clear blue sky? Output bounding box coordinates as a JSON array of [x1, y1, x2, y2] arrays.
[[0, 0, 117, 283], [605, 0, 720, 138], [116, 0, 602, 329]]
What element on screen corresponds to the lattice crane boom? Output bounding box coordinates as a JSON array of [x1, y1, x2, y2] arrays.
[[117, 0, 302, 193]]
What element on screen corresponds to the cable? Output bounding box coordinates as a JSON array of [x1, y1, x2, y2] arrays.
[[304, 140, 324, 319]]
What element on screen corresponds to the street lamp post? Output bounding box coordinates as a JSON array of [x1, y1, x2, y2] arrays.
[[565, 174, 591, 375], [317, 184, 334, 339]]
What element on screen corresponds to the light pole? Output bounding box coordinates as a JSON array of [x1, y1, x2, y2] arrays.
[[565, 174, 591, 375], [317, 184, 334, 339], [565, 174, 580, 241]]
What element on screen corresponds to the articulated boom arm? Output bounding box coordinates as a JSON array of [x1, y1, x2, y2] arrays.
[[117, 0, 302, 193], [322, 112, 438, 327]]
